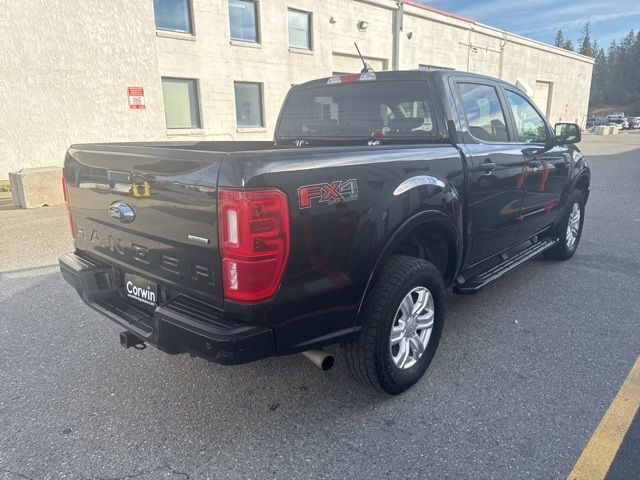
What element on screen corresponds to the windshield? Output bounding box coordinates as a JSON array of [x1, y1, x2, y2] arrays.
[[277, 79, 438, 141]]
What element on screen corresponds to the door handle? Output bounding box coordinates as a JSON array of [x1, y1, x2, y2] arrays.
[[479, 160, 496, 174]]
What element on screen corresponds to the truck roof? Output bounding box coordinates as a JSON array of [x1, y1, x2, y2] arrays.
[[293, 69, 520, 91]]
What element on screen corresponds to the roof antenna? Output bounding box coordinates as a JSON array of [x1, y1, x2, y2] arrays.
[[354, 42, 374, 73]]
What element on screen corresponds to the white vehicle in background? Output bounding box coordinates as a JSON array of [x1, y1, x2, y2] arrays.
[[589, 118, 625, 133], [594, 118, 619, 128], [610, 118, 629, 130], [607, 112, 625, 120], [627, 117, 640, 129]]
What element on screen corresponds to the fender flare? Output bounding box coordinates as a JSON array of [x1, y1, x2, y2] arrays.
[[555, 168, 590, 227], [570, 168, 591, 197], [355, 209, 462, 320]]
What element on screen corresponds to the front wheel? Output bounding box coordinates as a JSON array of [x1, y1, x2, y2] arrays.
[[545, 189, 585, 260], [344, 255, 445, 394]]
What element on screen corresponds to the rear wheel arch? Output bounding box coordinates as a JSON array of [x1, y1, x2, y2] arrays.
[[393, 222, 457, 284], [357, 211, 461, 321]]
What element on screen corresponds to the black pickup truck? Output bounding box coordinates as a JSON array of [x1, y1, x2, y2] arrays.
[[60, 70, 590, 394]]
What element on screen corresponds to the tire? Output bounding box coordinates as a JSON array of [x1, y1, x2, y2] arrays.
[[345, 255, 445, 394], [544, 189, 585, 260]]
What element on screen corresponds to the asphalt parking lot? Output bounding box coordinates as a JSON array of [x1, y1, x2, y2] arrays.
[[1, 134, 638, 480]]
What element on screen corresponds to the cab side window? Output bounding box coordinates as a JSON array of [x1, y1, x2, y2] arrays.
[[458, 83, 509, 142], [505, 90, 548, 144]]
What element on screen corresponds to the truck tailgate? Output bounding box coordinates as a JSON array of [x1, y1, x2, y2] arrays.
[[64, 144, 226, 306]]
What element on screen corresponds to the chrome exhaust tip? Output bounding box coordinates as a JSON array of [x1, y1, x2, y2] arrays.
[[302, 349, 335, 371]]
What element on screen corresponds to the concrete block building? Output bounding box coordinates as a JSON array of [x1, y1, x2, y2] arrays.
[[0, 0, 594, 179]]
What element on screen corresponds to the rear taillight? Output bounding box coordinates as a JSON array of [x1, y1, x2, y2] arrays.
[[218, 188, 290, 302], [61, 167, 75, 239]]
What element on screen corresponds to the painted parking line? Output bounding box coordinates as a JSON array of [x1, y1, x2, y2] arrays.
[[605, 409, 639, 479], [568, 357, 640, 480], [0, 264, 60, 280]]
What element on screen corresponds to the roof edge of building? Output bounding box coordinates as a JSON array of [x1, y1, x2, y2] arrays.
[[476, 22, 596, 64], [399, 1, 595, 65], [356, 0, 398, 11], [401, 0, 474, 24]]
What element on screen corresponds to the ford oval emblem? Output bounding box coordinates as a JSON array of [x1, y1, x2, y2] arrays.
[[108, 201, 135, 223]]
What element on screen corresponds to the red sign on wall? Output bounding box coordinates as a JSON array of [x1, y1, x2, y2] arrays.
[[127, 87, 145, 109]]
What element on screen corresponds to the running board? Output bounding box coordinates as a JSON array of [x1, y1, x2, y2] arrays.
[[453, 238, 559, 295]]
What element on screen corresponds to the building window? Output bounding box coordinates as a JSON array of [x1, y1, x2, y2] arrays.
[[229, 0, 259, 43], [288, 9, 312, 50], [234, 82, 264, 128], [161, 78, 201, 129], [153, 0, 193, 34]]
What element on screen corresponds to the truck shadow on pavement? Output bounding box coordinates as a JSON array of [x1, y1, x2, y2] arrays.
[[71, 254, 566, 435]]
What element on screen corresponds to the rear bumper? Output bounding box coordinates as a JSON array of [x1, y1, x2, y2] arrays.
[[59, 252, 274, 365]]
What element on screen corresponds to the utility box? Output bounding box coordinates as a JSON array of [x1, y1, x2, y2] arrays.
[[8, 167, 64, 209]]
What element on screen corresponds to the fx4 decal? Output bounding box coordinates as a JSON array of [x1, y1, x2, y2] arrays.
[[298, 179, 359, 209]]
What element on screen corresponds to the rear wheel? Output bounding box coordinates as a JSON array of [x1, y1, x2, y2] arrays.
[[545, 189, 585, 260], [345, 255, 445, 394]]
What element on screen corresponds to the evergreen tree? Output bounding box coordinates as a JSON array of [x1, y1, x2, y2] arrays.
[[619, 31, 634, 104], [556, 29, 640, 113], [578, 21, 595, 57], [576, 28, 640, 116], [634, 32, 640, 113], [589, 41, 606, 105], [604, 40, 620, 105]]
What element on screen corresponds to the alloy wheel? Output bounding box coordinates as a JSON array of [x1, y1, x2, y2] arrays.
[[566, 202, 581, 249], [389, 286, 435, 370]]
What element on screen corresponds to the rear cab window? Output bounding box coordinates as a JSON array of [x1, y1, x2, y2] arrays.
[[457, 82, 509, 143], [276, 76, 438, 143]]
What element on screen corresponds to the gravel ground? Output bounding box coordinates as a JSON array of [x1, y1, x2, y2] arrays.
[[0, 200, 72, 271], [0, 134, 638, 479]]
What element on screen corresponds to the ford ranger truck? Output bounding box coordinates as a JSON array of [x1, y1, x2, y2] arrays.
[[59, 70, 590, 394]]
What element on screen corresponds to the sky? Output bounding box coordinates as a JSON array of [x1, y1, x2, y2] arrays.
[[417, 0, 640, 50]]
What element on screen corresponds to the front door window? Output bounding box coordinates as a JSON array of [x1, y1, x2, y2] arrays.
[[505, 90, 548, 144]]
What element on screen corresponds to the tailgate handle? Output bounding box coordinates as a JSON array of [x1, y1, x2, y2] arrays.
[[108, 170, 132, 190]]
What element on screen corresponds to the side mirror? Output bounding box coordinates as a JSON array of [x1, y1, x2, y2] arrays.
[[555, 123, 581, 145]]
